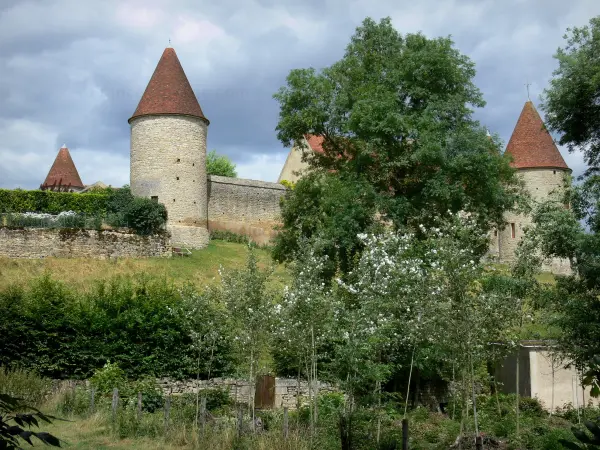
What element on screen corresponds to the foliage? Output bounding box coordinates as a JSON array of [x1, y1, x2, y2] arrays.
[[220, 247, 277, 380], [123, 197, 167, 235], [0, 188, 109, 215], [207, 150, 237, 178], [0, 368, 51, 407], [272, 172, 381, 276], [542, 16, 600, 169], [279, 179, 296, 190], [0, 275, 236, 380], [273, 17, 521, 276], [559, 417, 600, 449], [90, 361, 128, 395], [0, 186, 168, 236], [0, 393, 62, 449]]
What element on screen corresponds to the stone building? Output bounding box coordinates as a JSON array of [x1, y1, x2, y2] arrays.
[[41, 145, 85, 192], [492, 100, 571, 274], [128, 47, 285, 248], [129, 47, 211, 248]]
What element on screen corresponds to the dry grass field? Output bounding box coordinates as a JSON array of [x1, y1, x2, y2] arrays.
[[0, 240, 289, 291]]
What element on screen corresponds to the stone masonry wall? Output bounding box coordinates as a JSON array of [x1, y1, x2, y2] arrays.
[[208, 176, 287, 245], [156, 377, 337, 410], [130, 115, 209, 248], [498, 168, 571, 275], [0, 228, 170, 259]]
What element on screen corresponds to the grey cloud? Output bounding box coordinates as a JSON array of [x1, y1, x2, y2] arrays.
[[1, 0, 599, 189]]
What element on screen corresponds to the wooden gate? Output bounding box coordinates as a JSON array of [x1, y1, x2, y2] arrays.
[[254, 374, 275, 409]]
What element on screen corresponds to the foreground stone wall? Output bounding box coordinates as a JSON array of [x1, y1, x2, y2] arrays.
[[208, 176, 286, 245], [156, 377, 336, 410], [0, 228, 170, 259]]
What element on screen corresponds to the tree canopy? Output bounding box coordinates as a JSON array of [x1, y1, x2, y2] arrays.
[[272, 17, 520, 270], [207, 150, 237, 177], [542, 16, 600, 171]]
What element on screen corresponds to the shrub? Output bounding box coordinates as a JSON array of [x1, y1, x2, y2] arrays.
[[90, 362, 128, 395], [123, 197, 168, 235]]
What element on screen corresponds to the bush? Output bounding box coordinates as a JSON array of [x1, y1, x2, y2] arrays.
[[90, 362, 128, 395], [0, 275, 236, 380], [123, 197, 167, 235]]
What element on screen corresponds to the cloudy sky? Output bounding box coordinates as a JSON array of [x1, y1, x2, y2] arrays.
[[0, 0, 599, 189]]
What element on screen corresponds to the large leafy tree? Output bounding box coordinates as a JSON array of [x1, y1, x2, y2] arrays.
[[206, 150, 237, 178], [537, 16, 600, 397], [273, 17, 519, 270], [542, 16, 600, 170]]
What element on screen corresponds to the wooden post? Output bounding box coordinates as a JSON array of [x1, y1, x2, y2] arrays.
[[402, 418, 409, 450], [164, 394, 171, 432], [475, 435, 483, 450], [111, 388, 119, 423], [237, 407, 243, 437], [90, 387, 95, 414], [200, 396, 207, 433], [137, 392, 142, 421], [283, 406, 289, 440]]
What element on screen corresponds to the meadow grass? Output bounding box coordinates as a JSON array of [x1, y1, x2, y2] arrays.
[[0, 240, 289, 291]]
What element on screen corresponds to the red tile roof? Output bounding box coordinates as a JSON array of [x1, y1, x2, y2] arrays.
[[505, 101, 569, 170], [129, 47, 208, 124], [42, 145, 84, 189], [305, 134, 325, 153]]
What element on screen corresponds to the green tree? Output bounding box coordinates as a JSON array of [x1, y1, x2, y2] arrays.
[[542, 16, 600, 170], [206, 150, 237, 177], [272, 17, 520, 273]]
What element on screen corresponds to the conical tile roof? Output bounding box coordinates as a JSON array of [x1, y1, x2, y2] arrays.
[[505, 101, 569, 170], [42, 145, 84, 189], [129, 47, 208, 124]]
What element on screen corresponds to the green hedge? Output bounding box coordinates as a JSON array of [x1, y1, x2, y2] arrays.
[[0, 276, 235, 380], [0, 189, 109, 214]]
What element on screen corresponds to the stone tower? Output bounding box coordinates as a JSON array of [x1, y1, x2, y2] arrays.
[[129, 47, 210, 248], [497, 100, 571, 274], [41, 145, 85, 192]]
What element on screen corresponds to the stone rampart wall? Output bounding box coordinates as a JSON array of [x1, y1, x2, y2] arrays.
[[0, 228, 170, 259], [207, 176, 286, 245], [157, 377, 336, 410]]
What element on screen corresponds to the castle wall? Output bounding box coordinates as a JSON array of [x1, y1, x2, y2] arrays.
[[499, 168, 571, 274], [208, 176, 286, 245], [130, 115, 209, 248], [0, 228, 170, 259]]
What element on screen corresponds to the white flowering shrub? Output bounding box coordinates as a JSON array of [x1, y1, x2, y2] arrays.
[[336, 213, 521, 403]]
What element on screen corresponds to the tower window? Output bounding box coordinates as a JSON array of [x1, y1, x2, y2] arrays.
[[511, 223, 516, 239], [176, 158, 181, 163], [173, 199, 176, 202], [192, 163, 195, 167], [151, 196, 158, 202], [494, 230, 498, 237], [176, 176, 179, 180]]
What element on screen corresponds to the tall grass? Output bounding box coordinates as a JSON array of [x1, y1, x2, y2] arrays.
[[0, 367, 51, 406]]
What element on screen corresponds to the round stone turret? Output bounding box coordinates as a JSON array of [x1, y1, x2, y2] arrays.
[[497, 101, 571, 274], [129, 47, 209, 248]]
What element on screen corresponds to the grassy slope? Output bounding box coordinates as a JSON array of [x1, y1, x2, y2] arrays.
[[0, 240, 289, 291]]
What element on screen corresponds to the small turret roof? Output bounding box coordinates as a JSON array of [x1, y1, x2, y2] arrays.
[[129, 47, 208, 124], [42, 145, 84, 189], [505, 101, 569, 170]]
